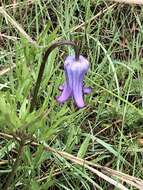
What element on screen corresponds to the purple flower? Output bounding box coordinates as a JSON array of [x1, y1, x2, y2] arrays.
[[56, 55, 91, 108]]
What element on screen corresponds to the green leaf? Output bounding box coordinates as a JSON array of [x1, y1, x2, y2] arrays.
[[0, 95, 21, 130], [30, 180, 40, 190], [77, 135, 90, 158], [0, 141, 15, 159], [92, 136, 131, 166], [38, 21, 51, 44], [65, 126, 78, 153]]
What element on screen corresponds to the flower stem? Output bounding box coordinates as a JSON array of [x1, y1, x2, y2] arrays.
[[30, 40, 80, 112], [3, 140, 25, 190]]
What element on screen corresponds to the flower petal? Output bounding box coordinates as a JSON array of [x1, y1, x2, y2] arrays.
[[83, 87, 92, 94], [58, 84, 64, 91], [73, 83, 85, 108], [57, 54, 91, 108], [56, 83, 72, 103], [72, 71, 85, 108]]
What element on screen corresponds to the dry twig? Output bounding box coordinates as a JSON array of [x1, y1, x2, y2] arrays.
[[110, 0, 143, 4], [0, 64, 16, 76]]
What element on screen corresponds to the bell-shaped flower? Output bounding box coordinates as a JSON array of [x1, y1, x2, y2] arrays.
[[56, 55, 91, 108]]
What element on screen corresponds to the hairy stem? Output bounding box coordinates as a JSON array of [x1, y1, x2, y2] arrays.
[[30, 40, 80, 112], [3, 140, 25, 190]]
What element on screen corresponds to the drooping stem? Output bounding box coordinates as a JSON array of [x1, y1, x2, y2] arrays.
[[3, 140, 25, 190], [30, 40, 80, 112]]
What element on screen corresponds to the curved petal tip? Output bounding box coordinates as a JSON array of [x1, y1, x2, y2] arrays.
[[83, 87, 92, 94]]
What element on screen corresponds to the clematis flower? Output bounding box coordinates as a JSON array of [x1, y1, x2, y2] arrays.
[[56, 55, 91, 108]]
